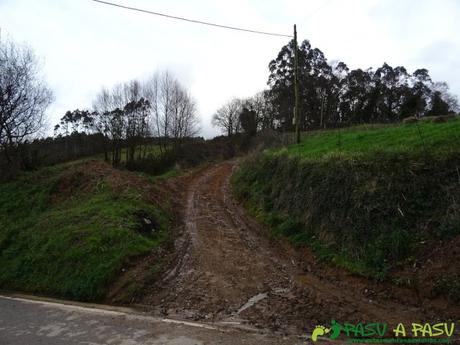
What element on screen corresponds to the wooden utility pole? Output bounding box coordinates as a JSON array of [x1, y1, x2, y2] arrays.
[[294, 24, 300, 144]]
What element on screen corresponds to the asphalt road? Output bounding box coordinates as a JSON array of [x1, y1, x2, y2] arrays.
[[0, 295, 304, 345]]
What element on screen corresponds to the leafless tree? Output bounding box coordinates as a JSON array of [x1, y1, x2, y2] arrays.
[[92, 82, 149, 165], [92, 71, 199, 164], [144, 71, 199, 153], [0, 39, 53, 163], [120, 80, 151, 162], [243, 91, 278, 131], [168, 80, 199, 140], [92, 86, 124, 164], [431, 82, 459, 113], [212, 98, 243, 136]]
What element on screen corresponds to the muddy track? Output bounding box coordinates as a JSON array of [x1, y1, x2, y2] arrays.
[[142, 161, 459, 335]]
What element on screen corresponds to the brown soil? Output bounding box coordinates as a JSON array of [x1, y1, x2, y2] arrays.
[[135, 161, 460, 336]]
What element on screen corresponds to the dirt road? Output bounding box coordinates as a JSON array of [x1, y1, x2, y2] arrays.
[[142, 161, 459, 337]]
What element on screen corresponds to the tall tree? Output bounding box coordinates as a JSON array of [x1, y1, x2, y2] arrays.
[[212, 98, 243, 136], [91, 71, 199, 165], [239, 107, 257, 137], [428, 91, 450, 116], [124, 97, 150, 162], [0, 39, 53, 164], [144, 71, 199, 153], [265, 38, 458, 130]]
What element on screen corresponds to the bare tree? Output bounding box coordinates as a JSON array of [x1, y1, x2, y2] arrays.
[[144, 71, 199, 153], [91, 87, 112, 161], [120, 80, 151, 162], [92, 71, 199, 164], [124, 97, 150, 162], [212, 98, 243, 136], [0, 39, 53, 163], [92, 86, 124, 164], [168, 80, 199, 141], [243, 91, 278, 131], [431, 82, 459, 113]]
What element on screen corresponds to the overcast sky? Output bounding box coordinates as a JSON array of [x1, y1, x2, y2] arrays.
[[1, 0, 459, 138]]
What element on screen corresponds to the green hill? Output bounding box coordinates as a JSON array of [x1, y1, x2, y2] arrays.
[[277, 117, 460, 160], [233, 118, 460, 300], [0, 160, 172, 301]]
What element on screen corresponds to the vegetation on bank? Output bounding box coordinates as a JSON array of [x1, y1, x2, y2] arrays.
[[0, 160, 171, 301], [278, 117, 460, 160], [233, 119, 460, 279]]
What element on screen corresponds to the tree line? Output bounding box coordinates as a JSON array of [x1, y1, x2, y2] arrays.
[[2, 34, 459, 179], [55, 72, 199, 166], [213, 39, 459, 135], [0, 37, 201, 179]]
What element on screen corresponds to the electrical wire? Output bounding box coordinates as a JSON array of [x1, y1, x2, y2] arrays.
[[91, 0, 293, 38]]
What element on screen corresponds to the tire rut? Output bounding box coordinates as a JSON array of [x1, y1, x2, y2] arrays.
[[142, 161, 458, 335]]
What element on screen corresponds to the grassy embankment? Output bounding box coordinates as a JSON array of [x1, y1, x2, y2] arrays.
[[233, 119, 460, 288], [0, 160, 172, 301]]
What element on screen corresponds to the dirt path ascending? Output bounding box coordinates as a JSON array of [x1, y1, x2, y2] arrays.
[[143, 161, 459, 335]]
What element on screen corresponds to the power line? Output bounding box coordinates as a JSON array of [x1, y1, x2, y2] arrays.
[[91, 0, 293, 38]]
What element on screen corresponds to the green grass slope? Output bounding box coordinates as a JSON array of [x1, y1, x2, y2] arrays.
[[233, 119, 460, 286], [0, 160, 171, 301], [279, 118, 460, 160]]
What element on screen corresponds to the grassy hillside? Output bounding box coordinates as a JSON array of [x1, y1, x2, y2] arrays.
[[0, 160, 171, 301], [279, 118, 460, 160], [233, 118, 460, 295]]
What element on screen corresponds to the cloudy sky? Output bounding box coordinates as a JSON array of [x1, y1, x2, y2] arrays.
[[1, 0, 459, 137]]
